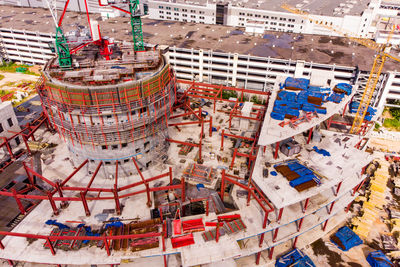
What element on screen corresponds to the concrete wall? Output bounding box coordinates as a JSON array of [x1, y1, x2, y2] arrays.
[[0, 101, 22, 150], [148, 0, 216, 24]]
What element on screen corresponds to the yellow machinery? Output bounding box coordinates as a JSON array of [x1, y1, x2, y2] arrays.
[[281, 4, 400, 134]]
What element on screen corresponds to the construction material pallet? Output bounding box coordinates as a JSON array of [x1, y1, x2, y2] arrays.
[[43, 227, 86, 251], [278, 111, 318, 129]]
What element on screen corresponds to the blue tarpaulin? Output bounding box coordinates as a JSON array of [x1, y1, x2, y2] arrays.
[[366, 251, 394, 267], [331, 226, 363, 251], [45, 220, 70, 230], [105, 218, 123, 229], [275, 248, 316, 267], [313, 146, 331, 157]]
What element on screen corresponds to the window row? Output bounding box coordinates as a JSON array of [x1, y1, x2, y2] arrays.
[[158, 6, 205, 14]]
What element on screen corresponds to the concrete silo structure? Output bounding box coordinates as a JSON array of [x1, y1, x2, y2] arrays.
[[37, 45, 175, 177]]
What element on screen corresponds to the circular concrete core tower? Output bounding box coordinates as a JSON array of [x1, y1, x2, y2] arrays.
[[37, 44, 175, 177]]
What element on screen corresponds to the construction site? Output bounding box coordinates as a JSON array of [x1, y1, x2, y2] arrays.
[[0, 0, 399, 267]]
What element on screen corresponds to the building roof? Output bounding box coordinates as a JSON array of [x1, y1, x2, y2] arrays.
[[150, 0, 371, 17], [0, 5, 399, 72]]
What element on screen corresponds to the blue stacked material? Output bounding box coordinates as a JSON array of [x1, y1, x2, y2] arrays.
[[295, 167, 313, 176], [315, 107, 327, 114], [278, 91, 297, 102], [284, 77, 309, 90], [275, 100, 301, 110], [313, 146, 331, 156], [275, 248, 316, 267], [331, 226, 363, 251], [349, 102, 377, 121], [335, 83, 353, 95], [286, 108, 300, 117], [301, 104, 316, 112], [45, 220, 70, 230], [271, 112, 285, 120], [366, 251, 394, 267], [307, 91, 326, 100], [308, 86, 331, 93], [327, 93, 345, 103], [289, 174, 315, 187], [288, 162, 304, 171]]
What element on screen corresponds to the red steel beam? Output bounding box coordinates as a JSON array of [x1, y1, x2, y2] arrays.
[[84, 161, 103, 193], [60, 159, 89, 186], [131, 157, 152, 207], [165, 138, 200, 147]]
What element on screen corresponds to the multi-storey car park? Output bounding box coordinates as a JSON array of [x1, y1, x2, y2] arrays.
[[0, 2, 398, 266], [0, 6, 399, 110], [2, 0, 400, 43]]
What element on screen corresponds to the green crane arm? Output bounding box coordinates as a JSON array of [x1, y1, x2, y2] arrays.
[[55, 27, 72, 68], [129, 0, 145, 52]]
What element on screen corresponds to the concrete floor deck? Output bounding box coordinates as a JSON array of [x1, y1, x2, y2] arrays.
[[0, 96, 366, 266]]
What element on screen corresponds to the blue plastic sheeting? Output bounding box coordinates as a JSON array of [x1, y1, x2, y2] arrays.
[[366, 251, 394, 267], [289, 174, 315, 187], [331, 226, 363, 251], [275, 248, 316, 267], [313, 146, 331, 157], [45, 220, 70, 230], [271, 112, 285, 120], [335, 83, 353, 95], [196, 183, 205, 191], [77, 225, 100, 244], [270, 171, 278, 176], [105, 218, 123, 229]]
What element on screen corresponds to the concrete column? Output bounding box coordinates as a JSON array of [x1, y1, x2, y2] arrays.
[[376, 71, 394, 110], [294, 60, 305, 78], [231, 53, 239, 87], [199, 49, 204, 82]]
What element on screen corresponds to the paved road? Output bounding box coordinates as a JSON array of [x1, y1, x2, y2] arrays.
[[13, 94, 43, 126]]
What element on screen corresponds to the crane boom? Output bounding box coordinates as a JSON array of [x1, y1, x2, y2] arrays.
[[281, 3, 398, 134], [44, 0, 72, 68], [129, 0, 145, 52]]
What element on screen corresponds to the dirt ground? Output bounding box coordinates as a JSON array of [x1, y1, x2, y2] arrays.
[[0, 72, 39, 89], [305, 154, 399, 267]]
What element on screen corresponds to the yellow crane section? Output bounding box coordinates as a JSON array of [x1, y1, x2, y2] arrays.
[[281, 3, 400, 134]]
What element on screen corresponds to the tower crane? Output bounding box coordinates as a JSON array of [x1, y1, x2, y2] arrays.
[[45, 0, 145, 68], [98, 0, 145, 52], [281, 3, 400, 134], [44, 0, 72, 68]]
